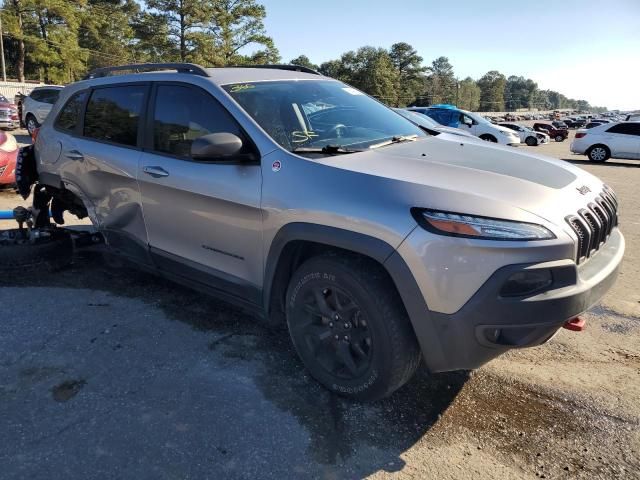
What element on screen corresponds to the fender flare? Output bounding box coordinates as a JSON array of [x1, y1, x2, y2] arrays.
[[263, 223, 449, 371], [263, 223, 396, 311]]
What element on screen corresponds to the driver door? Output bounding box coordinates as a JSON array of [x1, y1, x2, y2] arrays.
[[138, 83, 263, 302], [460, 113, 477, 135]]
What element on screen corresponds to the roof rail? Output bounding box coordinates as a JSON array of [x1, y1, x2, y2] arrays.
[[227, 64, 321, 75], [84, 63, 209, 80]]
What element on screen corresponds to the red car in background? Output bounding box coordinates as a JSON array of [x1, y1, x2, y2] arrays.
[[0, 131, 18, 186], [532, 122, 569, 142], [0, 94, 20, 131]]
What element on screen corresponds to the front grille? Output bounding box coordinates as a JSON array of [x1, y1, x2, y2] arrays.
[[0, 110, 8, 118], [566, 187, 619, 264]]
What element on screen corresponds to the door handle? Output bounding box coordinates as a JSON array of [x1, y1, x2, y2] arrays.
[[65, 150, 84, 161], [143, 166, 170, 178]]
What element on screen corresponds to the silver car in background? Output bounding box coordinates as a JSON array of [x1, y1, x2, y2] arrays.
[[21, 86, 63, 135], [26, 63, 624, 401]]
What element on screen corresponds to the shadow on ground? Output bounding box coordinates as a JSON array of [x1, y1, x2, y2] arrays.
[[0, 250, 468, 476], [563, 158, 640, 168]]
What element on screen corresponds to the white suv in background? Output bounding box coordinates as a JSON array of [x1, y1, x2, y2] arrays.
[[409, 105, 521, 146], [21, 86, 63, 135], [571, 121, 640, 162]]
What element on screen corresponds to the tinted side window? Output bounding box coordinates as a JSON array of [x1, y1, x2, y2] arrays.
[[606, 123, 640, 136], [54, 91, 87, 132], [84, 85, 146, 147], [152, 85, 245, 158], [29, 90, 43, 102], [41, 89, 60, 104]]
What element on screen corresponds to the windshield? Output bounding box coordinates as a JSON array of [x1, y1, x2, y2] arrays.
[[223, 80, 425, 153], [0, 95, 8, 103]]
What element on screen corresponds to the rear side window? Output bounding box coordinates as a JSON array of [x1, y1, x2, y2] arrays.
[[55, 91, 86, 132], [42, 89, 60, 104], [606, 123, 640, 136], [152, 85, 245, 158], [83, 85, 146, 147], [32, 89, 59, 104]]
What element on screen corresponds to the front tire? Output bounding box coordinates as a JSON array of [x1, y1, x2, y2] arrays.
[[587, 145, 610, 162], [525, 136, 537, 146], [285, 254, 421, 401], [555, 134, 564, 142]]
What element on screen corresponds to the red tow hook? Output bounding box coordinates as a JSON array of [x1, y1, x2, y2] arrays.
[[563, 317, 586, 332]]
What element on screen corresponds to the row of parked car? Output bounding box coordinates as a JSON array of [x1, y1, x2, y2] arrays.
[[403, 104, 552, 146], [485, 113, 553, 123]]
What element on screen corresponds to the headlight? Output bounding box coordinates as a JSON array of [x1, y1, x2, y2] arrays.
[[412, 209, 556, 240]]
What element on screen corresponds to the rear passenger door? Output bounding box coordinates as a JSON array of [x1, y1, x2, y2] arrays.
[[65, 83, 151, 261], [604, 123, 640, 159], [138, 83, 263, 303]]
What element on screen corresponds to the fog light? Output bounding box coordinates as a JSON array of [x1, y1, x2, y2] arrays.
[[500, 269, 553, 297]]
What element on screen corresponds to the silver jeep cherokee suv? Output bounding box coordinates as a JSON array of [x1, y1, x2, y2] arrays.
[[30, 63, 624, 401]]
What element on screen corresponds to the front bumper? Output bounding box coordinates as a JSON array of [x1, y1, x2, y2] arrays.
[[389, 228, 624, 372], [0, 119, 19, 129]]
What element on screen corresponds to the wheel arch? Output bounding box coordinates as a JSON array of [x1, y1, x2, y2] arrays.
[[264, 223, 395, 319], [263, 223, 448, 371]]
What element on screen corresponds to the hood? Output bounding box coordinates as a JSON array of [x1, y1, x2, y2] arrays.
[[317, 136, 605, 230], [0, 102, 17, 109]]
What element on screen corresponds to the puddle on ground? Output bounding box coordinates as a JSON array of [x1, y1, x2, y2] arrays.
[[51, 379, 86, 402], [436, 371, 638, 478]]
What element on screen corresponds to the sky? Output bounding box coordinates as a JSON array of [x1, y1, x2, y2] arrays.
[[259, 0, 640, 110]]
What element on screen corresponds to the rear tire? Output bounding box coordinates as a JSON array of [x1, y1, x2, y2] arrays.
[[25, 114, 39, 136], [586, 145, 610, 162], [0, 228, 73, 273], [525, 136, 537, 146], [285, 254, 421, 401], [479, 134, 497, 143]]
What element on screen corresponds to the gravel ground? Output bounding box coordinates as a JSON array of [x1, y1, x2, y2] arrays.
[[0, 128, 638, 479]]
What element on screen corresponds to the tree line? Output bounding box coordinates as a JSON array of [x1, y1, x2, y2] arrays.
[[1, 1, 605, 112], [294, 47, 605, 112]]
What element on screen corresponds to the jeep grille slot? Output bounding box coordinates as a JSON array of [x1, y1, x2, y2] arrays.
[[565, 189, 619, 264]]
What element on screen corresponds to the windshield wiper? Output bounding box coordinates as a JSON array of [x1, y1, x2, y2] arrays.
[[291, 144, 362, 155], [368, 134, 419, 149]]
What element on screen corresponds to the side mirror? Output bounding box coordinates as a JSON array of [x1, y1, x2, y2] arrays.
[[191, 132, 244, 161]]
